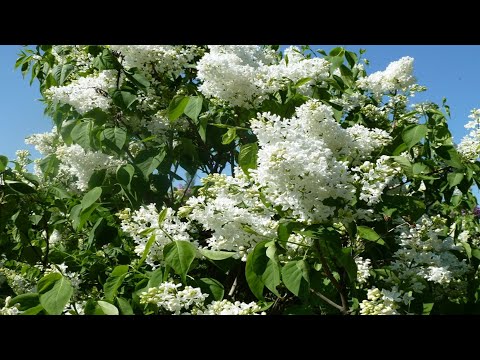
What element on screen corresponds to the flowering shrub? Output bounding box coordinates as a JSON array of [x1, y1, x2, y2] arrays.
[[1, 45, 480, 315]]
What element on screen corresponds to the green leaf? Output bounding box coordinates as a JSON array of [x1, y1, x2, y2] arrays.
[[5, 180, 36, 194], [138, 233, 157, 268], [461, 241, 472, 260], [245, 240, 270, 300], [447, 171, 464, 188], [262, 244, 281, 297], [104, 265, 129, 302], [81, 186, 102, 210], [295, 77, 312, 87], [281, 260, 310, 297], [435, 145, 464, 169], [77, 203, 100, 231], [93, 49, 120, 70], [102, 127, 127, 152], [147, 268, 164, 289], [345, 51, 358, 68], [37, 272, 62, 294], [39, 275, 73, 315], [168, 95, 189, 121], [412, 163, 429, 175], [21, 304, 44, 315], [338, 248, 358, 283], [96, 301, 119, 315], [88, 168, 106, 188], [198, 116, 208, 142], [9, 293, 40, 311], [0, 155, 8, 171], [163, 240, 197, 283], [221, 128, 237, 145], [197, 278, 224, 301], [117, 164, 135, 187], [199, 249, 236, 260], [117, 297, 134, 315], [71, 121, 93, 150], [112, 90, 137, 110], [329, 47, 344, 57], [357, 226, 385, 245], [157, 207, 168, 225], [184, 96, 203, 122], [472, 248, 480, 260], [238, 142, 258, 175], [135, 148, 166, 179], [422, 303, 434, 315], [53, 64, 74, 85], [402, 124, 428, 150], [391, 156, 413, 177]]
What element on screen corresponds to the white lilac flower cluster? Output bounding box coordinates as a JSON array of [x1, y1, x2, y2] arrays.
[[352, 155, 402, 206], [250, 100, 391, 224], [13, 150, 30, 174], [25, 126, 62, 156], [55, 144, 126, 191], [181, 170, 277, 261], [390, 215, 470, 293], [192, 299, 264, 315], [458, 108, 480, 162], [0, 267, 36, 295], [140, 281, 264, 315], [359, 286, 414, 315], [357, 56, 416, 98], [330, 91, 367, 113], [45, 70, 117, 114], [0, 296, 21, 315], [196, 45, 330, 108], [140, 282, 207, 314], [109, 45, 201, 79], [119, 205, 195, 269], [355, 257, 372, 284]]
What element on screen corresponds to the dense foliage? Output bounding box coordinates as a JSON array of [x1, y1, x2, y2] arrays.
[[1, 45, 480, 315]]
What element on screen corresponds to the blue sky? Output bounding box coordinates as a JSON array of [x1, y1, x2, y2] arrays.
[[1, 45, 480, 163]]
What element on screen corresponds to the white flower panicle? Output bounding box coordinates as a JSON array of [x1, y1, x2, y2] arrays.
[[346, 125, 392, 162], [0, 296, 21, 315], [140, 281, 264, 315], [262, 46, 330, 95], [182, 170, 277, 261], [110, 45, 201, 79], [360, 286, 413, 315], [46, 70, 117, 114], [25, 126, 62, 156], [391, 215, 469, 292], [0, 267, 35, 295], [193, 299, 264, 315], [119, 205, 195, 269], [196, 45, 277, 108], [458, 108, 480, 162], [55, 144, 126, 191], [355, 257, 372, 284], [352, 155, 401, 206], [197, 45, 330, 108], [357, 56, 416, 98], [140, 282, 207, 315], [251, 100, 358, 224]]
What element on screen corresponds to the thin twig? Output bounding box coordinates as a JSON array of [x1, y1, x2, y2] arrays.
[[310, 289, 346, 313]]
